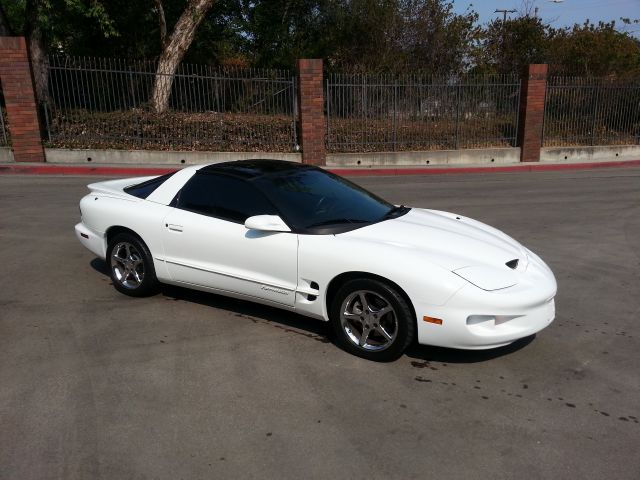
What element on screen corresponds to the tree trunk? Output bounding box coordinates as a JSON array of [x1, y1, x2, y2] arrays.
[[151, 0, 214, 113], [24, 0, 49, 105]]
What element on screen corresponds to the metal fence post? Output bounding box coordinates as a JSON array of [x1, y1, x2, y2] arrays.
[[129, 67, 137, 107], [513, 78, 522, 148], [392, 83, 398, 151], [292, 76, 299, 150], [362, 75, 366, 148], [325, 77, 330, 152], [42, 102, 52, 143], [454, 81, 461, 150], [590, 84, 600, 147]]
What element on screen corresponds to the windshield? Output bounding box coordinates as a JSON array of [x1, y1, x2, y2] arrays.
[[254, 168, 404, 233]]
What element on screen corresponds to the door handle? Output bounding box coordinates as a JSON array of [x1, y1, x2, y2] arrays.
[[166, 223, 183, 232]]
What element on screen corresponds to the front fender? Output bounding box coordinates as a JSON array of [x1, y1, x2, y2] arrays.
[[297, 234, 467, 320]]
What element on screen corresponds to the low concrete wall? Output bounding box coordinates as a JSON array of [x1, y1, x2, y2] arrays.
[[541, 145, 640, 163], [45, 148, 302, 165], [0, 147, 14, 162], [38, 145, 640, 167], [327, 148, 520, 167]]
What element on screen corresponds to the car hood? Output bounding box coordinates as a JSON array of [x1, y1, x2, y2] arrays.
[[342, 208, 529, 289]]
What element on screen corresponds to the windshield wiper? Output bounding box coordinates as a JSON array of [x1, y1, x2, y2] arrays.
[[382, 205, 410, 220], [305, 218, 369, 228]]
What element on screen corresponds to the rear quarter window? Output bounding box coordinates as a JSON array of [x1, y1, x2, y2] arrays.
[[124, 172, 176, 199]]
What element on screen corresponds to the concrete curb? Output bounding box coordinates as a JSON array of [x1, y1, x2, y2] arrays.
[[1, 159, 640, 177], [333, 159, 640, 176]]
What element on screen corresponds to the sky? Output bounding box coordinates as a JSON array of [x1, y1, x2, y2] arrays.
[[452, 0, 640, 35]]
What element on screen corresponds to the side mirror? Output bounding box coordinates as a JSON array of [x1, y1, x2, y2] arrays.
[[244, 215, 291, 233]]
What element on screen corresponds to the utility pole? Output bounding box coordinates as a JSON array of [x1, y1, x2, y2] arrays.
[[495, 9, 517, 72], [495, 8, 517, 23]]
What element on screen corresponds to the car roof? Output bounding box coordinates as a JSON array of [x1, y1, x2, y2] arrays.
[[199, 159, 313, 180]]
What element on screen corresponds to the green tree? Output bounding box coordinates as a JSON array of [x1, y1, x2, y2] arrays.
[[548, 20, 640, 77], [322, 0, 403, 72], [318, 0, 480, 73], [0, 0, 117, 102], [400, 0, 480, 74], [476, 15, 549, 74]]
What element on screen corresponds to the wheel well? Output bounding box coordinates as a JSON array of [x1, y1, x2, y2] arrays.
[[325, 271, 417, 322], [105, 226, 144, 247]]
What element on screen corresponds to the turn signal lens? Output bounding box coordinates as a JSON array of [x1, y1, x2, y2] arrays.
[[423, 315, 443, 325]]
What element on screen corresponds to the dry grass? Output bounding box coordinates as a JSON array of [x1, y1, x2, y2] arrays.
[[43, 108, 637, 152], [46, 109, 296, 152], [543, 123, 639, 147], [327, 116, 518, 152]]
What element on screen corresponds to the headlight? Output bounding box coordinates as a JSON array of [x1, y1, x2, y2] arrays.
[[453, 265, 517, 291]]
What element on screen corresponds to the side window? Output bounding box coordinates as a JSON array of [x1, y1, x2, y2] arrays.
[[175, 172, 277, 223]]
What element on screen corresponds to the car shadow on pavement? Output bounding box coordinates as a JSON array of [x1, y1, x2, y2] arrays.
[[159, 283, 332, 341], [91, 258, 535, 362], [90, 258, 331, 341], [405, 335, 535, 364]]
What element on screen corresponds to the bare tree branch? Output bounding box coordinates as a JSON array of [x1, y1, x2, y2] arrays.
[[153, 0, 167, 46]]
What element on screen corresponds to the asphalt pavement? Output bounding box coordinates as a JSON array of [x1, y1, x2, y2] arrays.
[[1, 168, 639, 479]]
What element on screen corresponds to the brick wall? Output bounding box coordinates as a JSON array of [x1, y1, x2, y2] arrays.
[[518, 64, 548, 163], [0, 37, 45, 162], [297, 59, 326, 165]]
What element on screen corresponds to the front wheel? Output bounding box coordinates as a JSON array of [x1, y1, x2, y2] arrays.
[[106, 232, 159, 297], [330, 278, 415, 361]]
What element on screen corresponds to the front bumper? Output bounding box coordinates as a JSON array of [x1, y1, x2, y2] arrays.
[[75, 222, 106, 259], [415, 250, 557, 350]]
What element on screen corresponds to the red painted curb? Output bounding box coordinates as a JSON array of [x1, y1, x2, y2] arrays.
[[0, 165, 177, 176], [1, 159, 640, 177]]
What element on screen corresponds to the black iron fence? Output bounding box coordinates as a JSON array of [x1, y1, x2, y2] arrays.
[[0, 85, 8, 146], [325, 73, 521, 152], [37, 55, 640, 154], [544, 77, 640, 147], [44, 56, 298, 151], [0, 108, 8, 147]]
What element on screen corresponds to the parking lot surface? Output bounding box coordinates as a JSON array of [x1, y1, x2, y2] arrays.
[[1, 168, 639, 479]]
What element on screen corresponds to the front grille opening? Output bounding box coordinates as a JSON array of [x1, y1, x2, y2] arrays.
[[506, 259, 519, 269]]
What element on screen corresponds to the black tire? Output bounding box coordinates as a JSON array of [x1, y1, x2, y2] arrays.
[[329, 278, 415, 362], [106, 232, 159, 297]]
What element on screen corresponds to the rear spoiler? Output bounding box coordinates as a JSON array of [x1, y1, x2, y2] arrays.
[[87, 176, 157, 198]]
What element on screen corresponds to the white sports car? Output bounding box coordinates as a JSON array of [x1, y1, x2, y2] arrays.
[[76, 160, 556, 361]]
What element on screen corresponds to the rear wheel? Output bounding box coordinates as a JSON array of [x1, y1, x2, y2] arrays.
[[107, 233, 159, 297], [330, 278, 415, 361]]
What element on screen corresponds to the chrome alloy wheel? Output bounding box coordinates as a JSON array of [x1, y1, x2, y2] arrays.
[[340, 290, 398, 351], [110, 242, 145, 289]]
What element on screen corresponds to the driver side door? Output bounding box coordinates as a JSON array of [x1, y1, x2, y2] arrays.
[[160, 171, 298, 307]]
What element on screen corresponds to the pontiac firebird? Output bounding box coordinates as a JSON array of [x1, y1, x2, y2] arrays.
[[75, 160, 557, 361]]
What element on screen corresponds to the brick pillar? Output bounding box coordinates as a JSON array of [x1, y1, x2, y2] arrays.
[[517, 64, 548, 163], [297, 59, 325, 165], [0, 37, 45, 162]]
